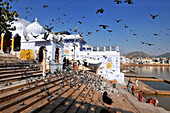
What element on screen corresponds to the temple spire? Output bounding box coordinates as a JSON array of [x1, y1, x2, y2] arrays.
[[35, 17, 38, 22]]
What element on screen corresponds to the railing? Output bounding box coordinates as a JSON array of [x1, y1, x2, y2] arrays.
[[82, 46, 119, 52]]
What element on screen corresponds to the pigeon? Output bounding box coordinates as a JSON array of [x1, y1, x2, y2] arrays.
[[124, 24, 129, 28], [96, 8, 104, 14], [115, 19, 122, 23], [107, 30, 112, 33], [77, 21, 82, 24], [96, 29, 99, 32], [18, 88, 24, 91], [114, 0, 122, 4], [43, 32, 50, 40], [99, 25, 109, 29], [141, 41, 154, 46], [88, 32, 92, 35], [20, 102, 25, 106], [31, 33, 39, 38], [150, 14, 159, 19], [124, 0, 133, 4], [153, 33, 159, 36], [43, 5, 49, 8]]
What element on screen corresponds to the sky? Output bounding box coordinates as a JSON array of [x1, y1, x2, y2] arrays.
[[8, 0, 170, 56]]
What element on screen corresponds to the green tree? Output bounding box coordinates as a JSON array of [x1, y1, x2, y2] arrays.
[[0, 0, 19, 35]]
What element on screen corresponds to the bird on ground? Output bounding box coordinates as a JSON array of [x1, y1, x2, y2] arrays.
[[96, 8, 104, 14], [124, 0, 133, 4], [25, 7, 28, 9], [57, 8, 60, 10], [18, 88, 24, 91], [82, 16, 86, 19], [150, 14, 159, 19], [63, 14, 66, 16], [20, 102, 25, 106], [31, 33, 39, 38], [115, 19, 122, 23], [99, 25, 109, 29], [114, 0, 122, 4], [43, 5, 49, 8]]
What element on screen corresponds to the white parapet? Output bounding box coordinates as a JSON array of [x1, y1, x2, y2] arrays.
[[103, 72, 124, 84]]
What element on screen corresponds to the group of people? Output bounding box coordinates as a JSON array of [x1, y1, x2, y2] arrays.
[[146, 97, 159, 106], [63, 57, 70, 69], [126, 78, 159, 107]]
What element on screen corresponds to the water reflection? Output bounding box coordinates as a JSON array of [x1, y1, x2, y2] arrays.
[[134, 66, 170, 80]]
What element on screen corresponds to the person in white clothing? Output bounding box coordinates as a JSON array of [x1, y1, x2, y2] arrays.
[[136, 79, 138, 86]]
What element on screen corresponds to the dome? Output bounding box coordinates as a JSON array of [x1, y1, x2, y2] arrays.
[[26, 17, 46, 34]]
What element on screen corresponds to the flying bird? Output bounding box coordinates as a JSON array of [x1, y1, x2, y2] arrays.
[[99, 25, 109, 29], [88, 31, 92, 35], [133, 33, 136, 36], [31, 33, 39, 38], [107, 30, 113, 33], [96, 8, 104, 14], [150, 14, 159, 19], [115, 19, 122, 23], [124, 24, 129, 28], [77, 21, 82, 24], [141, 41, 154, 46], [96, 29, 99, 32], [114, 0, 122, 4], [43, 5, 49, 8], [124, 0, 133, 4], [153, 33, 159, 36]]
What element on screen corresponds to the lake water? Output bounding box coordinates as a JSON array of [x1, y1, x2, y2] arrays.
[[134, 66, 170, 81], [133, 66, 170, 111]]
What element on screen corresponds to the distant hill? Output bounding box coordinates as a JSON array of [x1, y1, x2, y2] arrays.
[[123, 51, 150, 58], [157, 53, 170, 58]]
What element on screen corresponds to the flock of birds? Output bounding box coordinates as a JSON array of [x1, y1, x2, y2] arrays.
[[10, 0, 170, 53], [2, 65, 118, 108]]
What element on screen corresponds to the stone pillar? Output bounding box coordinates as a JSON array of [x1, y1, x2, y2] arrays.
[[43, 48, 47, 76], [0, 34, 4, 53], [104, 47, 106, 51], [11, 37, 14, 52]]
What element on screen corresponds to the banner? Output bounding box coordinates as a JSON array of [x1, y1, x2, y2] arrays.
[[20, 49, 35, 60]]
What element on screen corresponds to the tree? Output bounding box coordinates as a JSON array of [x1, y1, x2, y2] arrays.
[[0, 0, 19, 36]]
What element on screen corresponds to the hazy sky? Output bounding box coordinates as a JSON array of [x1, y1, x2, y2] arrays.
[[9, 0, 170, 56]]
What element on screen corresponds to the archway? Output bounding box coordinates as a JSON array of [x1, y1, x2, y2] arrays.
[[55, 47, 60, 63], [14, 34, 21, 51], [38, 46, 45, 63]]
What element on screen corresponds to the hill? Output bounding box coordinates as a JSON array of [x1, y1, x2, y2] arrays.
[[123, 51, 150, 58], [157, 53, 170, 58]]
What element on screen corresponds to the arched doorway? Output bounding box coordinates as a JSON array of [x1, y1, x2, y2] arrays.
[[38, 46, 45, 63], [14, 34, 21, 51], [55, 47, 60, 63]]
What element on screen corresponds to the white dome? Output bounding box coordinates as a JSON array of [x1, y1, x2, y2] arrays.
[[26, 17, 46, 34]]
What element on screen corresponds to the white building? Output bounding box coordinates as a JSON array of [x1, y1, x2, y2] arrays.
[[57, 32, 124, 84], [1, 17, 64, 73]]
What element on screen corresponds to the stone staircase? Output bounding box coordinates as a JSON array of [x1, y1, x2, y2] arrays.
[[0, 54, 167, 113]]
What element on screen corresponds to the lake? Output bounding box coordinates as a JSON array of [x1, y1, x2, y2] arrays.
[[134, 66, 170, 111]]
